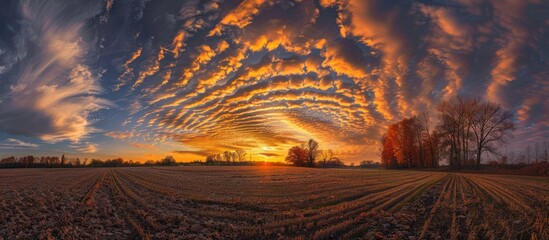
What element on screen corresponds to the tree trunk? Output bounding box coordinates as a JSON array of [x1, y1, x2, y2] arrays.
[[476, 147, 482, 170]]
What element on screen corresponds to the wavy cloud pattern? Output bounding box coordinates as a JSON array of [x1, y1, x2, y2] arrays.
[[0, 0, 546, 161]]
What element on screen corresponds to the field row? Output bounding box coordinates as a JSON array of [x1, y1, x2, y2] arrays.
[[0, 167, 547, 239]]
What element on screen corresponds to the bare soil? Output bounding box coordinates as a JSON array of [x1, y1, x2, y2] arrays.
[[0, 167, 547, 239]]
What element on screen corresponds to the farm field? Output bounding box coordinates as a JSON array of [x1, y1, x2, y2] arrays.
[[0, 166, 547, 239]]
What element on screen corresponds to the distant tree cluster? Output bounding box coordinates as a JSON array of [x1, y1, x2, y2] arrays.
[[90, 156, 178, 167], [0, 155, 178, 168], [380, 96, 517, 170], [204, 150, 251, 165], [359, 160, 381, 168], [503, 140, 549, 165], [285, 139, 344, 167], [88, 158, 128, 167], [158, 156, 178, 166], [0, 154, 77, 168]]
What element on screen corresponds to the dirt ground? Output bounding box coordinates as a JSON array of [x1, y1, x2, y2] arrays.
[[0, 166, 547, 239]]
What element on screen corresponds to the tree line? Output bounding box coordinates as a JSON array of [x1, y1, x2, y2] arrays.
[[380, 96, 518, 170], [0, 154, 73, 168], [204, 149, 251, 165], [0, 155, 178, 168], [502, 141, 549, 165], [285, 139, 345, 167]]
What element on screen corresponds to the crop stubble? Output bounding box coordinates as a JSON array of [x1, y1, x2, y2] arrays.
[[0, 167, 547, 239]]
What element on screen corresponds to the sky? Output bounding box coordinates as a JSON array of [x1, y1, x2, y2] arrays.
[[0, 0, 547, 163]]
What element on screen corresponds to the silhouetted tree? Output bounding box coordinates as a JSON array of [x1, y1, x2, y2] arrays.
[[285, 146, 308, 167], [235, 150, 247, 162], [205, 155, 215, 165], [436, 97, 474, 169], [160, 156, 177, 166], [316, 157, 345, 168], [306, 139, 319, 167], [423, 130, 440, 168], [470, 101, 516, 169], [223, 151, 232, 163], [359, 160, 380, 168], [320, 149, 334, 165], [74, 158, 81, 167]]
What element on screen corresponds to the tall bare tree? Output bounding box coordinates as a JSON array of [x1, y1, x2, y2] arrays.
[[411, 115, 428, 167], [437, 96, 515, 169], [437, 98, 466, 169], [235, 150, 247, 162], [321, 149, 334, 164], [524, 146, 533, 164], [418, 113, 439, 168], [470, 101, 516, 169], [306, 139, 319, 167], [223, 151, 232, 163]]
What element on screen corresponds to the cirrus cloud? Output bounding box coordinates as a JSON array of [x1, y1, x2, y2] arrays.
[[1, 0, 546, 162], [0, 0, 111, 143]]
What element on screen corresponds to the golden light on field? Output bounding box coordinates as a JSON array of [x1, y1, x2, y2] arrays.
[[1, 167, 547, 238]]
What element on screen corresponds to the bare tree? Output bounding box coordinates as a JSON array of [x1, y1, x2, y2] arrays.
[[437, 97, 468, 169], [205, 155, 215, 164], [306, 139, 319, 167], [424, 112, 442, 168], [470, 101, 516, 169], [411, 115, 426, 167], [321, 149, 334, 164], [223, 151, 232, 163], [437, 96, 515, 169], [524, 146, 533, 164], [235, 150, 247, 162], [534, 142, 543, 163]]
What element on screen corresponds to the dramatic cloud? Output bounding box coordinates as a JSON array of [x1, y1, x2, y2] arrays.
[[0, 0, 546, 162], [0, 0, 110, 143]]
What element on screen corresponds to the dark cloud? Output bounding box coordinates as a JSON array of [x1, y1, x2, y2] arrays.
[[0, 0, 546, 161]]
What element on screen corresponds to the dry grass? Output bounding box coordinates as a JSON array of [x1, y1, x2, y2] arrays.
[[0, 166, 547, 239]]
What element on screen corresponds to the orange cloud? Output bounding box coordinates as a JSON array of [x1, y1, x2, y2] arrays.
[[171, 31, 187, 58], [208, 0, 271, 36], [132, 48, 165, 89], [116, 48, 143, 91], [102, 0, 546, 163]]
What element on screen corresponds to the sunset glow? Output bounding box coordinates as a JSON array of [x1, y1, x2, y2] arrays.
[[0, 0, 547, 163]]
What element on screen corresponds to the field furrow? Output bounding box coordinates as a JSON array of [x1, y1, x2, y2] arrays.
[[0, 167, 547, 239]]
